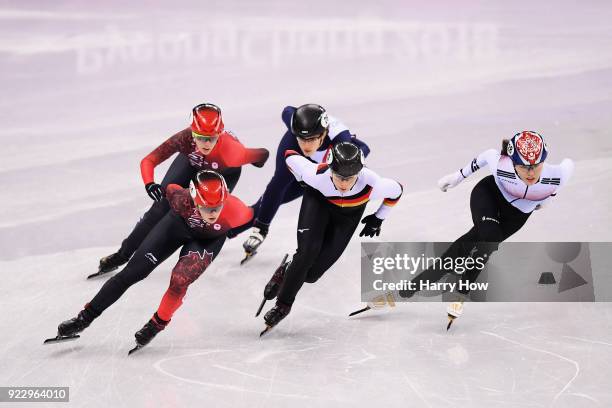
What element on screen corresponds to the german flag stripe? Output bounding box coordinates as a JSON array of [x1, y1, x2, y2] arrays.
[[327, 185, 373, 202], [327, 186, 373, 207], [316, 163, 329, 174], [383, 198, 398, 206], [383, 183, 403, 206], [284, 149, 300, 158], [329, 193, 371, 205], [328, 197, 370, 207]]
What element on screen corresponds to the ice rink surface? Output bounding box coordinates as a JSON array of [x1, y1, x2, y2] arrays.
[[1, 1, 612, 407]]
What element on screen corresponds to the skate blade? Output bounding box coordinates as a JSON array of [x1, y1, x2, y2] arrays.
[[43, 335, 80, 344], [240, 251, 257, 266], [279, 253, 289, 265], [446, 315, 456, 331], [87, 267, 116, 279], [349, 305, 371, 317], [128, 344, 144, 355], [255, 298, 267, 317], [259, 325, 273, 337]]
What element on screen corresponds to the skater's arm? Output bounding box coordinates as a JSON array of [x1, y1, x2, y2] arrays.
[[217, 133, 270, 168], [326, 115, 350, 141], [326, 116, 371, 157], [140, 129, 189, 185], [438, 148, 498, 192], [351, 136, 370, 157], [536, 158, 575, 210], [558, 158, 575, 188], [459, 148, 498, 179], [370, 177, 403, 220], [281, 105, 296, 128], [359, 173, 402, 238], [227, 196, 255, 238], [285, 150, 318, 182]]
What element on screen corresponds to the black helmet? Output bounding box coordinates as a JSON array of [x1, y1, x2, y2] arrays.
[[328, 142, 364, 177], [290, 104, 329, 139]]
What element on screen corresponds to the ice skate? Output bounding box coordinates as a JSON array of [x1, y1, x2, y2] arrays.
[[88, 251, 129, 279], [260, 301, 291, 336], [446, 300, 464, 331], [128, 315, 167, 355], [44, 309, 94, 344], [255, 254, 290, 316]]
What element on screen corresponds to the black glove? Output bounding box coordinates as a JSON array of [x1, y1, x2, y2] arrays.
[[145, 183, 165, 201], [359, 214, 383, 237]]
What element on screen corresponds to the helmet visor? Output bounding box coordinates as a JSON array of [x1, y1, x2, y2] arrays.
[[192, 131, 220, 143]]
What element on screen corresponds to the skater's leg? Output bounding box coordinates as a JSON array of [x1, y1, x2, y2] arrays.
[[305, 206, 365, 284], [155, 236, 226, 322], [251, 181, 303, 224], [277, 190, 330, 305], [117, 154, 195, 258], [243, 182, 304, 264], [89, 214, 191, 316], [130, 236, 227, 350], [398, 227, 481, 299], [498, 202, 532, 240], [457, 176, 532, 292], [401, 177, 501, 298], [280, 182, 304, 205], [467, 176, 505, 252]]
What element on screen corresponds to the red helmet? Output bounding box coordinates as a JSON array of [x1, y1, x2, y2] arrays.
[[191, 103, 224, 136], [189, 170, 228, 207]]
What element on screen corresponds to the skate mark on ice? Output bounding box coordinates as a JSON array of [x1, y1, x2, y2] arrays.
[[565, 393, 599, 404], [211, 364, 270, 381], [476, 385, 504, 394], [246, 343, 328, 364], [300, 303, 338, 317], [402, 374, 433, 408], [481, 331, 581, 404], [561, 335, 612, 347], [154, 349, 313, 399], [347, 348, 376, 365]]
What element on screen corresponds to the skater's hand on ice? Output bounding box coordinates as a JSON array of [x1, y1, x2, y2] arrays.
[[145, 183, 165, 201], [366, 290, 398, 309], [437, 171, 464, 192], [359, 214, 383, 237], [243, 227, 266, 253]]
